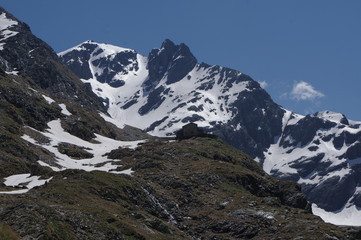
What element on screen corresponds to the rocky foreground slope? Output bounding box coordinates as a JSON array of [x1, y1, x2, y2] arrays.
[[59, 38, 361, 223], [2, 138, 360, 239]]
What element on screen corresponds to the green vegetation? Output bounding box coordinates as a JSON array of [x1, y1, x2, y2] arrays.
[[0, 222, 19, 240], [42, 221, 77, 240]]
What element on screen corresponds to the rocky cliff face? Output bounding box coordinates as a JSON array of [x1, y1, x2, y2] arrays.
[[0, 7, 104, 111], [60, 39, 361, 223]]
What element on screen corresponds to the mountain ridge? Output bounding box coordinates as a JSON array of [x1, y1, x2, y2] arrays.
[[0, 8, 105, 112], [60, 39, 361, 225], [0, 5, 361, 238]]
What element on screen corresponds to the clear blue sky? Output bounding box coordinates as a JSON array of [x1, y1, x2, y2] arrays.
[[2, 0, 361, 120]]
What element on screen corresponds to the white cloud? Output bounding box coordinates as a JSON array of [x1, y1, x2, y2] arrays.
[[290, 81, 325, 101], [258, 81, 268, 89]]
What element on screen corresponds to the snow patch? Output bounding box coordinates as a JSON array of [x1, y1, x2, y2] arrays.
[[0, 12, 18, 51], [118, 168, 135, 176], [312, 203, 361, 226], [99, 112, 125, 129], [5, 70, 18, 75], [42, 94, 55, 104], [21, 119, 144, 174], [0, 173, 52, 194], [59, 103, 72, 116]]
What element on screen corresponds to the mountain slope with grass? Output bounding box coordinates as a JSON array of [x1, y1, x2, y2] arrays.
[[2, 138, 360, 239]]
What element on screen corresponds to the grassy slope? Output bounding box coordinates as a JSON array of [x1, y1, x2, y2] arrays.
[[1, 137, 359, 239], [123, 138, 359, 239]]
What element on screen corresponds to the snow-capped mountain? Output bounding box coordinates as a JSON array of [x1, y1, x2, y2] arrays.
[[59, 39, 285, 158], [60, 39, 361, 226], [1, 6, 359, 238]]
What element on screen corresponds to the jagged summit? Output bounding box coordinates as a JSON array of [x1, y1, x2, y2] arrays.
[[313, 110, 350, 125], [58, 40, 135, 57], [145, 39, 197, 92], [160, 38, 175, 49], [59, 40, 140, 87], [158, 38, 194, 57], [59, 39, 198, 89]]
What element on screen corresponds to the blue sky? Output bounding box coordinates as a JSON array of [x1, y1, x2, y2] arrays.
[[2, 0, 361, 120]]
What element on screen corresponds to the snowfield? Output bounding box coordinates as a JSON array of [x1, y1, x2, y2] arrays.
[[22, 119, 144, 174], [80, 62, 255, 137], [1, 116, 142, 194], [1, 97, 144, 195], [312, 203, 361, 226]]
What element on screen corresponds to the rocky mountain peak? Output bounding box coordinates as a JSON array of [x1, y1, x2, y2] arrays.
[[0, 7, 27, 34], [59, 40, 141, 88], [314, 110, 350, 125], [160, 38, 176, 51], [145, 39, 197, 89]]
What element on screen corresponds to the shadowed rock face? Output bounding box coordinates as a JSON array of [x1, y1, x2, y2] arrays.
[[146, 39, 197, 87], [59, 41, 98, 80], [0, 8, 104, 111], [60, 40, 139, 88]]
